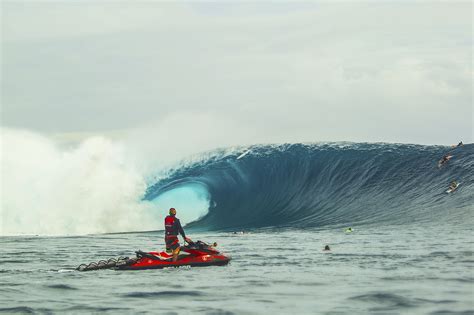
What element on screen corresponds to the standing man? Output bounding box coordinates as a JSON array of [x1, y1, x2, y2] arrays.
[[165, 208, 191, 262]]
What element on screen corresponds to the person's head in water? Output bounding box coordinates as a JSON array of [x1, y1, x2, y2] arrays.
[[169, 208, 177, 216], [324, 245, 330, 251]]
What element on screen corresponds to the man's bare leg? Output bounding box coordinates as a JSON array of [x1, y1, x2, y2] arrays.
[[172, 247, 180, 262]]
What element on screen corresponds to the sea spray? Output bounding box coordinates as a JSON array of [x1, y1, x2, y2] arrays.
[[0, 128, 208, 235]]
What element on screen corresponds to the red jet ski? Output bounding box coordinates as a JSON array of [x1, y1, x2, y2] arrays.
[[77, 241, 230, 271]]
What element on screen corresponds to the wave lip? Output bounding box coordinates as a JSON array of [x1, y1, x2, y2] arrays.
[[146, 143, 474, 230]]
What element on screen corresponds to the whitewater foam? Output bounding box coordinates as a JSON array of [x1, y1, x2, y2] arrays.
[[0, 129, 157, 235], [0, 129, 210, 235]]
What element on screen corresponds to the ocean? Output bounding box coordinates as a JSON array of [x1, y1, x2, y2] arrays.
[[1, 143, 473, 314]]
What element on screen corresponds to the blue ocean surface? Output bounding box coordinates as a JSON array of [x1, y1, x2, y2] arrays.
[[1, 143, 473, 314]]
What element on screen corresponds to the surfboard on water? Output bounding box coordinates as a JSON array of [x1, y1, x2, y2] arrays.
[[237, 150, 251, 160], [446, 183, 460, 193]]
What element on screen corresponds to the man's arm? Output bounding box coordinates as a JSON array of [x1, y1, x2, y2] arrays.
[[176, 219, 186, 239]]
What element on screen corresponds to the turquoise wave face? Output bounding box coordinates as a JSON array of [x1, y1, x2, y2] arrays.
[[146, 143, 473, 230], [150, 184, 210, 226]]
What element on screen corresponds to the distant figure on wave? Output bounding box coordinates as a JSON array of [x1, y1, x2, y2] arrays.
[[165, 208, 192, 262], [345, 227, 353, 233], [446, 181, 460, 194], [452, 141, 463, 148], [323, 245, 331, 251], [438, 154, 452, 168]]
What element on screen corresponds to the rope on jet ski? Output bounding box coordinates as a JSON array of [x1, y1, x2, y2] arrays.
[[76, 256, 135, 271]]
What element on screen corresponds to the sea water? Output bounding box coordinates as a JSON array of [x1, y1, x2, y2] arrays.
[[1, 224, 472, 314], [2, 143, 473, 314]]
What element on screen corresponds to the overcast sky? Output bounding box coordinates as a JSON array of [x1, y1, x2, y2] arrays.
[[1, 1, 472, 145]]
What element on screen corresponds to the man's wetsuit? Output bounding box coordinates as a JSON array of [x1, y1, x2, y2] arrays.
[[164, 215, 186, 252]]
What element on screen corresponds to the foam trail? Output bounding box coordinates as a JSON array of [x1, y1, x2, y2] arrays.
[[236, 149, 251, 160]]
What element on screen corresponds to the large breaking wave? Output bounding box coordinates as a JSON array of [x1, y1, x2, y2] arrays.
[[146, 143, 473, 230]]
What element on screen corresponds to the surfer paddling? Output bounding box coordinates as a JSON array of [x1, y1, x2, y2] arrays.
[[438, 154, 452, 168], [446, 181, 459, 193]]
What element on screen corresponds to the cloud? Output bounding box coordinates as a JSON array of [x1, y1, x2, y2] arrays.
[[1, 2, 193, 42], [1, 1, 472, 145]]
